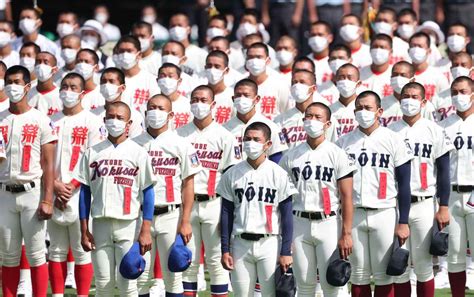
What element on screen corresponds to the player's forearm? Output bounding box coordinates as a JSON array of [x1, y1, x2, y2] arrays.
[[180, 175, 195, 224], [142, 185, 155, 221], [140, 219, 152, 234], [279, 197, 293, 256], [40, 143, 55, 202], [435, 152, 450, 206], [338, 175, 354, 235], [79, 184, 91, 221], [395, 161, 411, 224], [220, 198, 234, 254], [80, 219, 89, 234], [294, 0, 305, 16]]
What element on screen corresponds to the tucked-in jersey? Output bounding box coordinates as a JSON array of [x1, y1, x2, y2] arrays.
[[389, 118, 453, 196], [330, 99, 357, 137], [391, 37, 410, 65], [171, 95, 193, 130], [351, 44, 372, 69], [380, 94, 438, 127], [0, 108, 57, 183], [336, 126, 413, 208], [439, 113, 473, 186], [92, 105, 144, 138], [28, 86, 62, 116], [224, 112, 288, 157], [122, 69, 160, 112], [360, 66, 393, 98], [132, 130, 202, 206], [217, 158, 298, 235], [50, 109, 105, 183], [81, 87, 105, 111], [253, 72, 290, 120], [307, 54, 332, 86], [431, 89, 456, 121], [177, 121, 239, 195], [139, 51, 162, 76], [213, 87, 235, 124], [280, 140, 356, 212], [414, 66, 450, 101], [74, 138, 156, 220]]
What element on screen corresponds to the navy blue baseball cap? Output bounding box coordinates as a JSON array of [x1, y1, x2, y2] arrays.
[[119, 242, 146, 280], [168, 234, 192, 272], [430, 221, 449, 256], [275, 266, 296, 297], [327, 258, 352, 286], [386, 240, 409, 276]]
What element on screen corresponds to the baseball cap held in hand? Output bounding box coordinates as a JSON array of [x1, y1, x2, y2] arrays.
[[275, 266, 296, 297], [119, 242, 146, 280], [168, 234, 192, 272], [429, 221, 449, 256], [386, 239, 409, 276]]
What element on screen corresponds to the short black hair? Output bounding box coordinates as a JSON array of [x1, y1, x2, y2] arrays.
[[311, 21, 332, 35], [409, 32, 430, 47], [5, 65, 31, 84], [62, 72, 85, 90], [191, 85, 215, 101], [401, 82, 425, 99], [116, 35, 141, 52], [292, 69, 316, 86], [397, 8, 417, 21], [101, 67, 125, 85], [158, 63, 182, 77], [451, 76, 474, 92], [356, 91, 381, 108], [207, 50, 229, 67], [393, 61, 415, 77], [234, 78, 258, 96], [330, 44, 352, 58], [293, 56, 316, 73], [242, 8, 260, 23], [209, 14, 228, 28], [247, 42, 269, 57], [245, 121, 271, 141], [337, 63, 360, 79], [106, 101, 131, 121], [131, 21, 153, 34], [306, 102, 332, 121], [163, 40, 186, 56], [371, 33, 393, 49], [20, 42, 41, 55], [341, 14, 362, 26], [77, 48, 99, 65], [377, 7, 397, 22]]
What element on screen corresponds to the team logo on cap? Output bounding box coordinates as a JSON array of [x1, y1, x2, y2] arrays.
[[190, 152, 200, 167]]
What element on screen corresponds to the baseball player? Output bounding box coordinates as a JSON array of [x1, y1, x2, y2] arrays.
[[438, 76, 473, 297], [336, 91, 413, 297], [73, 49, 104, 110], [75, 101, 156, 295], [177, 85, 239, 296], [48, 73, 104, 296], [224, 79, 288, 163], [218, 121, 298, 296], [306, 21, 333, 86], [133, 94, 202, 296], [279, 102, 356, 296], [131, 21, 162, 77], [388, 82, 453, 297], [0, 65, 57, 297], [0, 61, 9, 112]]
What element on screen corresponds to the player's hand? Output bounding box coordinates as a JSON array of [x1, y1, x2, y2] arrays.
[[178, 221, 192, 244], [81, 230, 96, 252], [279, 255, 293, 273], [37, 200, 53, 220], [435, 206, 450, 230], [54, 180, 73, 199], [138, 227, 152, 255], [221, 252, 234, 271], [338, 233, 353, 259], [395, 223, 410, 246], [54, 197, 66, 211]]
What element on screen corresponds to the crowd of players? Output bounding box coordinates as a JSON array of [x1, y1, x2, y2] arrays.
[[0, 2, 473, 297]]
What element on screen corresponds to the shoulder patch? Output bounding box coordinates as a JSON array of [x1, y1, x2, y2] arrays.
[[189, 152, 200, 167], [234, 145, 242, 159]]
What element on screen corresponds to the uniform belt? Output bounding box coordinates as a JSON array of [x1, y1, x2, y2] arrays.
[[452, 185, 473, 193], [411, 195, 433, 203], [238, 233, 273, 241], [293, 210, 336, 220], [194, 194, 220, 202], [0, 181, 36, 193], [154, 204, 180, 216], [357, 207, 380, 211]]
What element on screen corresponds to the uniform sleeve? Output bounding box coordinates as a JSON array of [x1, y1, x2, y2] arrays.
[[392, 133, 413, 167], [218, 132, 240, 172], [269, 123, 289, 155], [88, 117, 105, 147], [327, 117, 340, 143], [278, 170, 298, 203], [277, 82, 290, 114], [216, 170, 234, 202], [139, 152, 157, 190], [73, 150, 91, 185], [40, 117, 58, 145], [433, 126, 455, 159], [278, 152, 290, 174], [335, 147, 357, 179], [180, 142, 202, 179], [149, 76, 161, 98], [0, 133, 5, 159]]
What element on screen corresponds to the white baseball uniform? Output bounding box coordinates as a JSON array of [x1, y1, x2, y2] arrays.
[[431, 89, 456, 121], [170, 94, 193, 130], [27, 86, 62, 116], [307, 54, 332, 87], [389, 118, 454, 283], [133, 129, 202, 295], [177, 120, 239, 293], [380, 94, 438, 127], [318, 81, 339, 105], [81, 86, 105, 111], [280, 140, 356, 296], [330, 98, 358, 137], [92, 104, 144, 138], [439, 113, 474, 273], [184, 44, 208, 74], [351, 44, 372, 69], [217, 158, 298, 297], [74, 137, 156, 295], [391, 37, 410, 65], [435, 57, 453, 84], [139, 51, 162, 76], [121, 69, 160, 112], [336, 126, 413, 285], [213, 87, 235, 125], [0, 98, 9, 113], [252, 72, 290, 120], [414, 66, 450, 101], [360, 66, 394, 99]]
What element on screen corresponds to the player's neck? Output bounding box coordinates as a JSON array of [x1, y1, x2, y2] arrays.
[[9, 98, 31, 114], [359, 122, 380, 136], [371, 62, 389, 74], [108, 134, 127, 145], [147, 126, 168, 138], [403, 113, 421, 126], [85, 79, 96, 92], [313, 49, 329, 60], [0, 44, 12, 57], [65, 63, 75, 71], [249, 72, 268, 85], [169, 91, 180, 102], [210, 80, 226, 94], [143, 48, 153, 58], [457, 107, 473, 120], [37, 80, 55, 92], [237, 109, 256, 124], [23, 31, 39, 43], [63, 104, 83, 116], [296, 96, 313, 113], [181, 38, 190, 48], [414, 62, 428, 73], [279, 63, 293, 73], [194, 115, 213, 130], [347, 39, 362, 51], [307, 135, 325, 150], [247, 155, 266, 169], [339, 95, 356, 107], [394, 92, 401, 101], [125, 65, 140, 77]]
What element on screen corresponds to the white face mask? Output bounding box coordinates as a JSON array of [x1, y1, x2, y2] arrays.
[[5, 84, 26, 103], [157, 77, 178, 95], [336, 79, 358, 98], [370, 48, 390, 65], [329, 59, 347, 74], [191, 102, 211, 120], [20, 57, 35, 72], [291, 83, 312, 103], [397, 24, 415, 40], [60, 90, 81, 108], [452, 94, 472, 112], [169, 26, 188, 41], [355, 109, 377, 129], [142, 15, 156, 24], [146, 109, 169, 129], [243, 140, 266, 160], [373, 21, 393, 35], [74, 62, 95, 80], [447, 35, 466, 53], [205, 68, 225, 85], [0, 79, 4, 91], [95, 12, 108, 24], [236, 22, 257, 40], [390, 76, 411, 94], [340, 24, 360, 42], [303, 119, 325, 138], [100, 83, 121, 102], [118, 52, 138, 70], [246, 58, 267, 76], [206, 27, 225, 39], [450, 66, 471, 80], [81, 35, 99, 50], [234, 96, 254, 114], [408, 47, 427, 64], [35, 64, 54, 82], [19, 18, 37, 35], [56, 23, 75, 37], [139, 38, 151, 52], [400, 98, 421, 116], [276, 50, 294, 66], [61, 48, 78, 64], [308, 36, 328, 53], [105, 118, 127, 137], [0, 31, 11, 47], [161, 54, 181, 66]]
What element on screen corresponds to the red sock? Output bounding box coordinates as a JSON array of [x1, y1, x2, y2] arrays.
[[1, 266, 20, 297], [19, 246, 30, 269], [30, 263, 49, 297], [67, 248, 74, 262], [48, 261, 67, 294], [394, 281, 411, 297], [417, 279, 435, 297], [75, 263, 93, 296], [374, 284, 394, 297], [200, 243, 205, 264], [154, 250, 162, 279], [351, 284, 372, 297], [449, 271, 466, 297]]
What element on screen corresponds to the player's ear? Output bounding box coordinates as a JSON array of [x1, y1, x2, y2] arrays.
[[181, 56, 187, 64], [168, 111, 174, 119], [118, 84, 126, 93], [93, 64, 99, 73], [223, 67, 229, 75], [265, 140, 272, 150], [24, 82, 31, 93], [265, 56, 271, 65], [325, 120, 332, 128], [78, 90, 85, 100], [254, 95, 261, 103], [421, 98, 427, 107], [210, 100, 216, 109]]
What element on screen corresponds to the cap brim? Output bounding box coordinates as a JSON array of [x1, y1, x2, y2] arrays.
[[79, 27, 108, 46]]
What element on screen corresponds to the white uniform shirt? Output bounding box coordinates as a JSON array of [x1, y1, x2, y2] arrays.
[[431, 89, 456, 121], [74, 138, 156, 220], [435, 57, 452, 84], [307, 54, 332, 86], [0, 99, 9, 112], [336, 126, 413, 208], [0, 132, 5, 159], [253, 72, 290, 120], [439, 113, 474, 186], [177, 121, 239, 195], [132, 130, 202, 205], [184, 44, 208, 74], [330, 99, 357, 137], [81, 86, 105, 111], [351, 44, 372, 68], [53, 67, 73, 87], [27, 86, 62, 116], [213, 87, 235, 124], [92, 105, 144, 138], [171, 94, 193, 130], [318, 81, 339, 105], [139, 51, 162, 76], [176, 72, 197, 99], [380, 94, 438, 126], [0, 50, 19, 68], [414, 66, 450, 101], [391, 37, 410, 65], [280, 140, 356, 212], [389, 118, 453, 196], [0, 108, 57, 183], [12, 34, 62, 65], [122, 69, 160, 112], [360, 66, 393, 98], [217, 158, 298, 235]]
